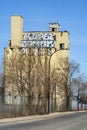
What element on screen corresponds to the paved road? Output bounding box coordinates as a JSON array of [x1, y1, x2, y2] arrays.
[[0, 112, 87, 130]]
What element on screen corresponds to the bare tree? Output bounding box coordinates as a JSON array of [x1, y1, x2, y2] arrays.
[[6, 48, 82, 114], [51, 59, 80, 111], [5, 48, 50, 114], [0, 58, 4, 87], [72, 74, 87, 110], [0, 57, 4, 103], [47, 57, 70, 112]]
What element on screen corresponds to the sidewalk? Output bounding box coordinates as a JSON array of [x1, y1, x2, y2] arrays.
[[0, 111, 85, 125]]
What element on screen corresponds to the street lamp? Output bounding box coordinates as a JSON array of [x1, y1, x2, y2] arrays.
[[48, 48, 69, 114]]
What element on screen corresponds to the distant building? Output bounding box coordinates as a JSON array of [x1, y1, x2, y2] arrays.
[[4, 16, 70, 112]]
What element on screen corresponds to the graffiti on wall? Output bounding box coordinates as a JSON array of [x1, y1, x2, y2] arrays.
[[21, 33, 56, 48]]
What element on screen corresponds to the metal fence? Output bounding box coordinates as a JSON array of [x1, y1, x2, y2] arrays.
[[0, 95, 49, 118], [71, 99, 87, 110], [0, 95, 87, 118], [0, 102, 27, 118]]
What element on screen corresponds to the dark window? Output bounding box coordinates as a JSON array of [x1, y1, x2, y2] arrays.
[[8, 40, 11, 47], [52, 28, 55, 32], [60, 43, 65, 50]]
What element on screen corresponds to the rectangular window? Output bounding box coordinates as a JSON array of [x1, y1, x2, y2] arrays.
[[8, 40, 11, 47], [52, 28, 55, 32], [60, 43, 65, 50]]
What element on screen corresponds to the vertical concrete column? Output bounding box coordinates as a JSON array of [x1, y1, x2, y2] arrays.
[[11, 16, 23, 47]]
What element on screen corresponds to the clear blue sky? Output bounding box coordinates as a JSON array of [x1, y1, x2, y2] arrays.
[[0, 0, 87, 75]]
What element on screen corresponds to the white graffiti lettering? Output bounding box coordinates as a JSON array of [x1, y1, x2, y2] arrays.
[[21, 33, 56, 48]]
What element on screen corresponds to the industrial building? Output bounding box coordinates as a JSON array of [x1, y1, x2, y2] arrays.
[[4, 16, 70, 113]]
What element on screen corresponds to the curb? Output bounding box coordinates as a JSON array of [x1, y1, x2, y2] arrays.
[[0, 111, 86, 125]]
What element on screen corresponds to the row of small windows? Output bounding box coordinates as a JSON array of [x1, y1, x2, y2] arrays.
[[21, 48, 52, 55], [21, 43, 65, 55]]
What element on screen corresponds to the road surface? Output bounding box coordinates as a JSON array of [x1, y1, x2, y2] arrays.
[[0, 111, 87, 130]]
